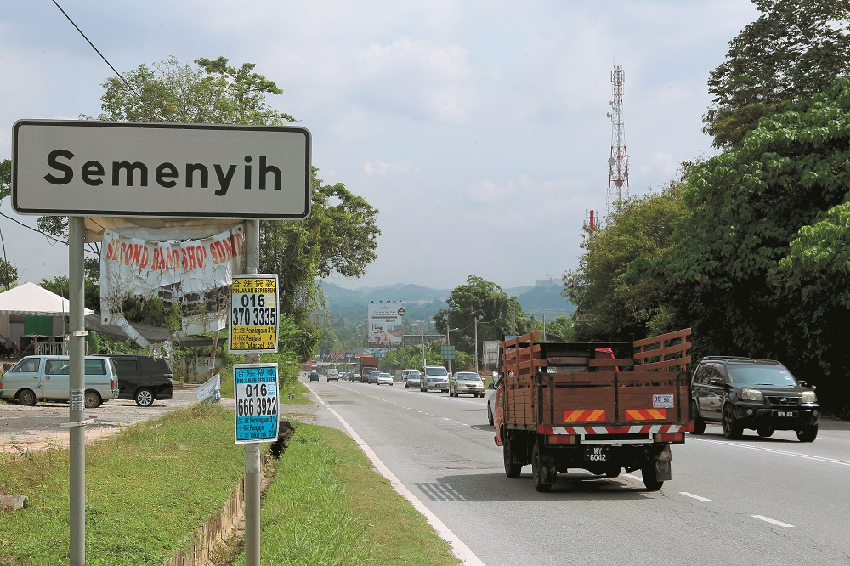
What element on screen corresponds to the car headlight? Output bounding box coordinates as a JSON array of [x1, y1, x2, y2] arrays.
[[740, 388, 763, 401], [801, 391, 817, 404]]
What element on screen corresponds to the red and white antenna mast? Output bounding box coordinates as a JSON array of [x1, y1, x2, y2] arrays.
[[606, 64, 629, 218]]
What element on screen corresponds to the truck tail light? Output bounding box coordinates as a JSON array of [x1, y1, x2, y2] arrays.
[[654, 432, 684, 443], [547, 434, 577, 445]]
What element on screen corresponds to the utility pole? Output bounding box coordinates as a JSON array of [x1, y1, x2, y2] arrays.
[[474, 317, 479, 375]]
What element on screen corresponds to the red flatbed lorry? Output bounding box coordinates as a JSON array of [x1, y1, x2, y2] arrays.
[[496, 328, 693, 492]]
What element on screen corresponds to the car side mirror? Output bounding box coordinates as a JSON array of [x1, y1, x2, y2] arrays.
[[709, 377, 724, 386]]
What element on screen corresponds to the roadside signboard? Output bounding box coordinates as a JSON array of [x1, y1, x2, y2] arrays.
[[12, 120, 311, 219], [229, 274, 279, 354], [441, 345, 456, 360], [234, 364, 280, 444]]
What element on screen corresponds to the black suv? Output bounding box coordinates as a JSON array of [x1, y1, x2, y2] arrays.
[[691, 356, 819, 442], [105, 354, 174, 407]]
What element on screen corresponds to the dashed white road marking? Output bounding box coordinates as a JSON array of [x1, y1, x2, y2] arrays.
[[752, 515, 794, 528], [680, 492, 711, 502]]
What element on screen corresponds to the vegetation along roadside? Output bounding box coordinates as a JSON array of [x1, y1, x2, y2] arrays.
[[0, 403, 458, 565]]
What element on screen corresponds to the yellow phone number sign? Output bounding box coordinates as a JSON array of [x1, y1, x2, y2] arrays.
[[229, 274, 279, 353]]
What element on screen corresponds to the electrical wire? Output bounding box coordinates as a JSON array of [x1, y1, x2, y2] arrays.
[[50, 0, 132, 89]]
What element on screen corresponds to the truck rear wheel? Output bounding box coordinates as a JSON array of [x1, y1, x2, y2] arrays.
[[503, 433, 522, 478], [641, 464, 664, 491], [532, 443, 554, 492]]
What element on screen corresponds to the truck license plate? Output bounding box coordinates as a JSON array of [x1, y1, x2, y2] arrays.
[[585, 446, 608, 462], [776, 410, 798, 417]]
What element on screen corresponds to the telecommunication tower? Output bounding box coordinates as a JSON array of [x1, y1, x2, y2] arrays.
[[606, 64, 629, 218]]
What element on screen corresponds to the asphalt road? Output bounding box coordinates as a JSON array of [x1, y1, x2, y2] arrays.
[[307, 378, 850, 566]]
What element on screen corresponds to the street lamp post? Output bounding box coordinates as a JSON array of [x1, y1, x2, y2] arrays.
[[474, 317, 480, 376]]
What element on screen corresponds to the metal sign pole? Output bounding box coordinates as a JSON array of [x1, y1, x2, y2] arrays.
[[69, 217, 86, 566], [244, 218, 261, 566]]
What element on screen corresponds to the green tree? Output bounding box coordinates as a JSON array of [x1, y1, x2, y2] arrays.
[[434, 276, 528, 369], [564, 179, 688, 341], [669, 76, 850, 410], [0, 159, 10, 200], [704, 0, 850, 148], [35, 56, 379, 360]]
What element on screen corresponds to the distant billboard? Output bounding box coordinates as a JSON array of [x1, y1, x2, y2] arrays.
[[367, 302, 405, 348]]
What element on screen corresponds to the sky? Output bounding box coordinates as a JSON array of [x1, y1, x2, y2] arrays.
[[0, 0, 761, 292]]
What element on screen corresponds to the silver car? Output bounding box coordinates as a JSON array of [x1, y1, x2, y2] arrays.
[[402, 369, 421, 388], [420, 365, 449, 392], [450, 371, 485, 398]]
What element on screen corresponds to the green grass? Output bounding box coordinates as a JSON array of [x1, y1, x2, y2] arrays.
[[234, 422, 459, 566], [0, 404, 245, 565]]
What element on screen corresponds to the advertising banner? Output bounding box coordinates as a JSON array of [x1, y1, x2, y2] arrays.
[[99, 225, 243, 336], [367, 302, 405, 348]]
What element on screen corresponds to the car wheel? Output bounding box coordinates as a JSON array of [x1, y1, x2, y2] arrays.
[[488, 404, 494, 426], [796, 424, 818, 442], [503, 433, 522, 479], [605, 466, 621, 478], [722, 404, 743, 439], [757, 427, 774, 438], [84, 390, 102, 409], [135, 388, 155, 407], [390, 383, 393, 386], [692, 415, 706, 434], [532, 442, 554, 492], [641, 464, 664, 491], [17, 388, 37, 406]]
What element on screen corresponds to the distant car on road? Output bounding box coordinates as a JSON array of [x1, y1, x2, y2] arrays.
[[402, 369, 421, 388], [351, 372, 361, 382], [368, 370, 381, 384], [309, 370, 320, 382], [421, 365, 449, 393], [449, 371, 485, 398], [326, 368, 340, 382], [690, 356, 819, 441], [376, 372, 394, 386]]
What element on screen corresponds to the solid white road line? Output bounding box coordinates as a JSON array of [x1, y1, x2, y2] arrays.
[[310, 385, 485, 565], [679, 492, 712, 502]]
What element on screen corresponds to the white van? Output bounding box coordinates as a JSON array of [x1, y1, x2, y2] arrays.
[[0, 355, 119, 408]]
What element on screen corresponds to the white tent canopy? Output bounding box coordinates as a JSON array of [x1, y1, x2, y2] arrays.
[[0, 282, 94, 316]]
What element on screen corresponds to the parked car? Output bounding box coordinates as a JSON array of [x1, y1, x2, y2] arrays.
[[402, 369, 421, 388], [376, 372, 394, 386], [326, 368, 340, 382], [420, 365, 449, 392], [449, 371, 485, 397], [691, 356, 819, 442], [102, 354, 174, 407], [0, 355, 119, 408]]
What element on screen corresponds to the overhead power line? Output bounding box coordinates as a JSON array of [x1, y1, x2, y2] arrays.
[[50, 0, 131, 89]]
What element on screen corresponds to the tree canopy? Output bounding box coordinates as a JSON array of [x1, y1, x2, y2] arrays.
[[35, 56, 379, 360], [563, 179, 688, 341], [704, 0, 850, 148], [434, 275, 529, 367]]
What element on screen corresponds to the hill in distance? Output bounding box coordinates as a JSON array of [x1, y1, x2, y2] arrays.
[[319, 280, 574, 323]]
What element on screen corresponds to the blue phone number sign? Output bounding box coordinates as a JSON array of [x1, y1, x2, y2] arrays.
[[234, 364, 279, 444]]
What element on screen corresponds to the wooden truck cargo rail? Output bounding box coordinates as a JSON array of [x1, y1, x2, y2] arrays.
[[502, 329, 692, 434]]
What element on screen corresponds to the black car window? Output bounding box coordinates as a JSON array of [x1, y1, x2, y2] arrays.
[[706, 365, 725, 384], [693, 365, 709, 384], [728, 365, 796, 387]]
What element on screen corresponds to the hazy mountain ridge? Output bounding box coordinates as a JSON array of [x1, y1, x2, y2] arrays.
[[318, 281, 574, 322]]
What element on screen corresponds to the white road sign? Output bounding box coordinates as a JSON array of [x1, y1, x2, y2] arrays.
[[12, 120, 311, 219], [234, 364, 280, 444]]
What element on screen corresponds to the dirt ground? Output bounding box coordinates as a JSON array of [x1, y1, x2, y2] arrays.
[[0, 385, 215, 453]]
